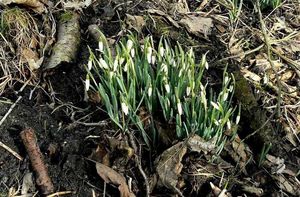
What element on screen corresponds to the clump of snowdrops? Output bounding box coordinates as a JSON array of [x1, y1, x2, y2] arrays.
[[85, 32, 240, 150]]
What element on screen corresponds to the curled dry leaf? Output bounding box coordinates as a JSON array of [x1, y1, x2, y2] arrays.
[[96, 162, 135, 197], [1, 0, 47, 13], [179, 15, 213, 38], [125, 14, 145, 32], [155, 142, 187, 196], [187, 134, 216, 154]]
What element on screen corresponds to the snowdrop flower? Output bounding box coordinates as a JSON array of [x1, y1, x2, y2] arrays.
[[98, 41, 104, 52], [211, 101, 220, 111], [119, 57, 125, 65], [236, 115, 240, 125], [148, 86, 152, 97], [130, 48, 135, 57], [146, 47, 152, 64], [214, 119, 221, 126], [159, 46, 165, 57], [126, 39, 133, 51], [113, 58, 118, 71], [151, 55, 156, 65], [121, 102, 129, 115], [124, 63, 128, 72], [227, 121, 231, 130], [186, 86, 191, 96], [99, 58, 109, 69], [109, 71, 115, 79], [177, 102, 183, 116], [224, 76, 229, 84], [170, 58, 176, 67], [85, 75, 90, 91], [161, 63, 168, 73], [205, 62, 209, 70], [229, 85, 234, 92], [88, 59, 92, 70], [223, 92, 229, 101], [164, 83, 170, 93]]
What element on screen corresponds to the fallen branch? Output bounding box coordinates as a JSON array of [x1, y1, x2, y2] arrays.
[[20, 128, 54, 195]]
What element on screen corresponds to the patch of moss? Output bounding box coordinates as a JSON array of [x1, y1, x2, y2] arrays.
[[59, 11, 74, 23]]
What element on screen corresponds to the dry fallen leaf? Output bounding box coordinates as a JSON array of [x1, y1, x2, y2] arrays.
[[179, 15, 213, 38], [96, 162, 135, 197], [1, 0, 47, 13], [155, 142, 187, 196], [187, 134, 216, 154], [125, 14, 145, 32]]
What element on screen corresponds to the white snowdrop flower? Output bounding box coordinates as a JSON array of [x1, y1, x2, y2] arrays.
[[146, 47, 152, 64], [200, 83, 205, 91], [140, 45, 144, 52], [223, 92, 229, 101], [113, 58, 118, 71], [148, 86, 152, 97], [170, 58, 176, 67], [99, 58, 109, 69], [177, 102, 183, 116], [229, 85, 234, 92], [186, 86, 191, 96], [211, 101, 220, 111], [236, 115, 240, 125], [126, 39, 133, 51], [121, 102, 129, 115], [214, 119, 221, 126], [165, 83, 170, 93], [119, 57, 125, 65], [179, 69, 183, 77], [130, 48, 135, 57], [161, 63, 168, 73], [159, 46, 165, 57], [205, 61, 209, 70], [109, 71, 114, 79], [85, 75, 90, 91], [151, 55, 156, 65], [224, 76, 229, 84], [124, 63, 128, 72], [98, 41, 104, 52], [227, 121, 231, 130], [88, 59, 92, 70]]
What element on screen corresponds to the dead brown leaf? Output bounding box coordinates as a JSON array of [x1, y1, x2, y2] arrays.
[[155, 142, 187, 196], [179, 15, 213, 38], [1, 0, 47, 13], [125, 14, 145, 32], [96, 162, 135, 197], [187, 135, 216, 154]]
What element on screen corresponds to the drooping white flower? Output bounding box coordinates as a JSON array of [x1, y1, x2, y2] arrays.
[[121, 102, 129, 115], [205, 61, 209, 70], [177, 102, 183, 116], [164, 83, 170, 93], [98, 41, 104, 52], [126, 39, 133, 51], [113, 58, 118, 71], [85, 75, 90, 91], [151, 55, 156, 65], [148, 86, 152, 97], [124, 63, 128, 72], [186, 86, 191, 96], [99, 58, 109, 69], [146, 47, 152, 64], [229, 85, 234, 92], [236, 115, 240, 125], [119, 57, 125, 65], [130, 48, 135, 57], [224, 76, 229, 84], [159, 46, 165, 57], [211, 101, 220, 111], [161, 63, 168, 73], [227, 121, 231, 130], [88, 59, 92, 70], [223, 92, 229, 101]]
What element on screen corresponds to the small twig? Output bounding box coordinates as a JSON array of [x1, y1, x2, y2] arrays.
[[128, 132, 150, 197], [0, 141, 23, 160], [46, 191, 74, 197], [20, 128, 55, 195], [0, 96, 22, 127]]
